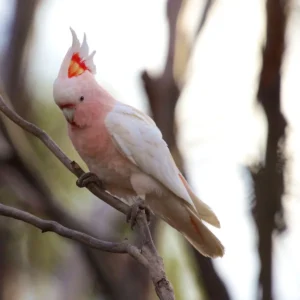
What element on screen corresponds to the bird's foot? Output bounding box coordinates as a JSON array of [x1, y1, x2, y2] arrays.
[[126, 198, 151, 229], [76, 172, 103, 189]]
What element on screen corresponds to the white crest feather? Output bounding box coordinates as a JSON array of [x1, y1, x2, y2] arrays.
[[85, 50, 97, 74], [70, 27, 80, 51], [68, 28, 97, 75], [80, 33, 89, 58]]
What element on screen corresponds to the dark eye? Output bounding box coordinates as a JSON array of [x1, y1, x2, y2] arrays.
[[79, 96, 84, 101]]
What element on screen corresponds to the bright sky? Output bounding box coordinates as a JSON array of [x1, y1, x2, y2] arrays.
[[1, 0, 300, 299]]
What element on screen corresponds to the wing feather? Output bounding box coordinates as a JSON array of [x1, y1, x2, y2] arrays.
[[105, 103, 194, 207]]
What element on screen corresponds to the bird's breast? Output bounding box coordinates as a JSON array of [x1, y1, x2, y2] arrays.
[[68, 122, 138, 189]]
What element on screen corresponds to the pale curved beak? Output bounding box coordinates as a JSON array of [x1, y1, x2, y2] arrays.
[[59, 104, 76, 123], [62, 107, 75, 123]]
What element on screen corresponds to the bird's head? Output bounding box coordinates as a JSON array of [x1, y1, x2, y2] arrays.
[[53, 28, 100, 127]]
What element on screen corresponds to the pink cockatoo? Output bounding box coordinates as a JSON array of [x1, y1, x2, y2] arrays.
[[53, 29, 224, 258]]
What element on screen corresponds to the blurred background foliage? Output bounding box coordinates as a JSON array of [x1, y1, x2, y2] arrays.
[[0, 0, 299, 299]]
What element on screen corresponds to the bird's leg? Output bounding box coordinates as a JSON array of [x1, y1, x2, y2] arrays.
[[126, 197, 151, 229], [76, 172, 104, 189]]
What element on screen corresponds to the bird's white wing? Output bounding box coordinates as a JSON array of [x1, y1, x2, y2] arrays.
[[105, 103, 194, 206]]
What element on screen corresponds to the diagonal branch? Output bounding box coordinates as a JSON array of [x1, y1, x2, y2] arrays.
[[0, 94, 174, 300]]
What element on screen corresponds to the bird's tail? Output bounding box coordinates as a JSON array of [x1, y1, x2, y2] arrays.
[[182, 204, 224, 257], [148, 193, 224, 258]]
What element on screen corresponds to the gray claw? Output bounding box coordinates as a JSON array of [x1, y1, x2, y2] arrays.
[[126, 198, 151, 229]]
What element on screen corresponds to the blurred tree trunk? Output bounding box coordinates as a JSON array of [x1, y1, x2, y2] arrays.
[[0, 2, 39, 298], [142, 1, 230, 299], [0, 228, 8, 300], [251, 1, 288, 300], [1, 0, 39, 116]]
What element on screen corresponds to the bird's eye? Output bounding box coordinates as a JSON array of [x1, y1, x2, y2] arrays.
[[79, 96, 84, 101]]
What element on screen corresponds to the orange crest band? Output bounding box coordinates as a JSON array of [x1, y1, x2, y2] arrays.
[[68, 53, 90, 78]]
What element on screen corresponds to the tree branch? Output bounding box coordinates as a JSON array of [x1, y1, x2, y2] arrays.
[[0, 203, 146, 261], [0, 94, 175, 300]]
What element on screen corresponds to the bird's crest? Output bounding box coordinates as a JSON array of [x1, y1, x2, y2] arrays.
[[61, 28, 96, 78]]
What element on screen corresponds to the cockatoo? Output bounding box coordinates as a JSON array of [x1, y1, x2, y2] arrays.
[[53, 29, 224, 258]]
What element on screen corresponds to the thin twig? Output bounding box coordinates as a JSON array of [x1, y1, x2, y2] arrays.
[[0, 94, 175, 300]]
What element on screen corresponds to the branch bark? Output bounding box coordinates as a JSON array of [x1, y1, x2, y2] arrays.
[[0, 94, 175, 300]]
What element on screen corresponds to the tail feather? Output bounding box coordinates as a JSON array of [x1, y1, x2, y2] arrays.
[[148, 192, 225, 258], [179, 174, 220, 228], [184, 205, 224, 257]]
